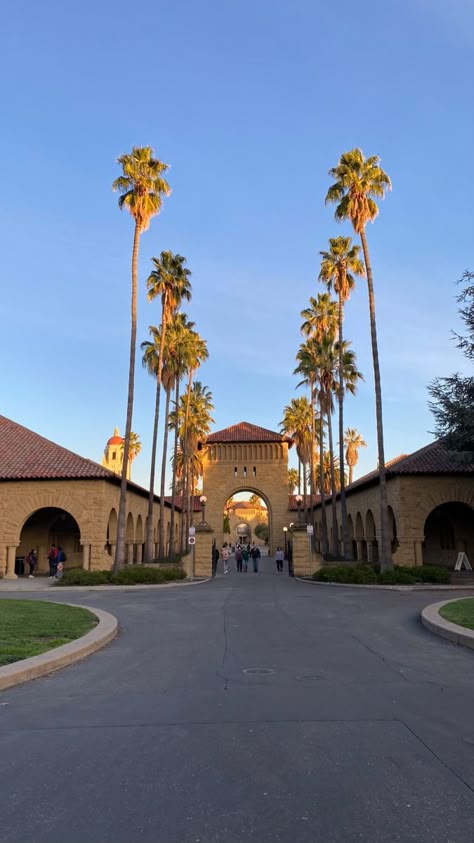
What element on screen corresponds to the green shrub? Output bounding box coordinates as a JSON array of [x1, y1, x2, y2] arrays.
[[312, 563, 449, 586], [58, 565, 186, 587], [417, 565, 450, 584]]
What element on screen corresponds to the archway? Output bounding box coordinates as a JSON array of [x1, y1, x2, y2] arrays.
[[106, 508, 117, 556], [223, 491, 270, 553], [365, 509, 378, 564], [355, 512, 366, 561], [423, 502, 474, 568], [18, 507, 81, 574]]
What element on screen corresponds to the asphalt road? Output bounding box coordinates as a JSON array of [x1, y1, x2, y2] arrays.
[[0, 557, 473, 843]]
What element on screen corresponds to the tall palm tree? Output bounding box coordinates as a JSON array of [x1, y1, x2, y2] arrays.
[[280, 397, 312, 508], [112, 146, 170, 570], [344, 428, 367, 485], [319, 451, 344, 496], [294, 341, 322, 540], [180, 334, 209, 546], [326, 147, 392, 570], [319, 236, 364, 559], [120, 432, 141, 479], [301, 293, 338, 342], [143, 251, 192, 560], [288, 468, 299, 494]]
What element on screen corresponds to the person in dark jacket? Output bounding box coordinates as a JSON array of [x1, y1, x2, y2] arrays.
[[251, 544, 261, 572]]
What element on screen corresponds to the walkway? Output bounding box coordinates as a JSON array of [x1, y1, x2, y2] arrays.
[[0, 556, 473, 842]]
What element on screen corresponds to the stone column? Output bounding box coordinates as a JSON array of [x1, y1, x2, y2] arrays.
[[367, 541, 374, 563], [356, 541, 363, 562], [127, 543, 134, 565], [291, 524, 312, 577], [82, 543, 91, 571], [136, 544, 143, 564], [414, 538, 424, 567], [4, 545, 18, 579], [194, 524, 214, 578], [0, 544, 7, 577]]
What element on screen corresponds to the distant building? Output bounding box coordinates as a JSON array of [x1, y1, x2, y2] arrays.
[[102, 427, 129, 479]]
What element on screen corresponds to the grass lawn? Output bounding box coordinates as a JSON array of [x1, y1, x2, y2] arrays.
[[0, 600, 97, 667], [439, 598, 474, 631]]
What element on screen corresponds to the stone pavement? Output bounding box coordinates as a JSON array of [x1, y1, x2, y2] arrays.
[[0, 554, 473, 842]]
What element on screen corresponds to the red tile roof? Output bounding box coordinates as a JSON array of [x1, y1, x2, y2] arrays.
[[207, 421, 293, 444], [0, 416, 114, 480]]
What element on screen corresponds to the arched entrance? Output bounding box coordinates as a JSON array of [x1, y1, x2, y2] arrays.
[[223, 492, 270, 552], [423, 502, 474, 568], [18, 507, 81, 574], [202, 421, 293, 554]]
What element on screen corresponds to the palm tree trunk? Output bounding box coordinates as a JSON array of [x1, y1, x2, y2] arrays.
[[319, 411, 329, 556], [168, 379, 180, 557], [349, 464, 353, 485], [327, 410, 339, 557], [360, 229, 392, 571], [338, 293, 351, 560], [144, 377, 161, 562], [309, 380, 316, 548], [115, 221, 140, 572], [182, 368, 194, 547], [158, 385, 172, 559], [298, 458, 301, 495]]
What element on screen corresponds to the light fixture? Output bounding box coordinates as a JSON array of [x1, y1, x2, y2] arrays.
[[199, 495, 208, 524]]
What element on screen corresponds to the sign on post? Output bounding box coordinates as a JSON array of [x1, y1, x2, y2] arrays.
[[306, 525, 314, 535], [188, 526, 196, 537], [188, 536, 196, 545], [454, 552, 472, 571]]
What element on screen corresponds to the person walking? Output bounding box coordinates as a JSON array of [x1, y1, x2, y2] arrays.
[[47, 544, 57, 578], [275, 547, 284, 573], [212, 542, 219, 577], [235, 546, 243, 572], [251, 544, 261, 572], [26, 549, 37, 578], [242, 546, 249, 572], [221, 543, 230, 575]]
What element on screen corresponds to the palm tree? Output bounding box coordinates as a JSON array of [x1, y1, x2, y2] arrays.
[[344, 428, 367, 485], [319, 236, 364, 559], [301, 293, 338, 342], [288, 468, 299, 494], [120, 432, 141, 479], [143, 251, 192, 560], [112, 146, 171, 570], [280, 397, 312, 507], [294, 341, 322, 541], [326, 147, 392, 570], [319, 451, 344, 496], [180, 334, 209, 547]]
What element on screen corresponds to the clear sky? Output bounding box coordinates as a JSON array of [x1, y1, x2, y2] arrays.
[[1, 0, 473, 490]]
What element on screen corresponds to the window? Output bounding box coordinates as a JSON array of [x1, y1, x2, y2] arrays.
[[234, 467, 237, 477], [253, 466, 256, 477], [112, 451, 117, 460], [243, 467, 247, 477]]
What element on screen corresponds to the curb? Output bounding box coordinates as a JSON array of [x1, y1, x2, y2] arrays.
[[295, 577, 474, 592], [421, 599, 474, 650], [0, 577, 211, 594], [0, 604, 118, 691]]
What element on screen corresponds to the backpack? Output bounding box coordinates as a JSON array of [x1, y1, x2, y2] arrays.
[[235, 550, 242, 562]]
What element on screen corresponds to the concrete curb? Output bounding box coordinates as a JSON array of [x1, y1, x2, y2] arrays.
[[0, 577, 211, 594], [421, 599, 474, 650], [295, 577, 474, 592], [0, 604, 118, 691]]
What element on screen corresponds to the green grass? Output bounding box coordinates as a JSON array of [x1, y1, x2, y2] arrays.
[[0, 600, 97, 667], [439, 598, 474, 630]]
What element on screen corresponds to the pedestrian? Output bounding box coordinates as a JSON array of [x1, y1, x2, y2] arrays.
[[26, 549, 37, 578], [212, 542, 220, 577], [47, 544, 57, 578], [221, 542, 230, 575], [242, 546, 249, 572], [275, 547, 284, 573], [55, 546, 66, 579], [251, 544, 261, 572], [235, 546, 243, 572]]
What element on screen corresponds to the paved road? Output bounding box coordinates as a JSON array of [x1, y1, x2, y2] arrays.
[[0, 557, 473, 842]]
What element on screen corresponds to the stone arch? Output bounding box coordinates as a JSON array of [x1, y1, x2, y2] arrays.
[[13, 492, 88, 545], [106, 508, 118, 556], [365, 509, 378, 564], [355, 512, 366, 560], [136, 515, 144, 543], [365, 510, 376, 540], [414, 485, 474, 529], [347, 514, 357, 561], [126, 513, 134, 541], [222, 487, 272, 553], [423, 501, 474, 568], [355, 512, 364, 540], [18, 506, 82, 574], [388, 506, 398, 554]]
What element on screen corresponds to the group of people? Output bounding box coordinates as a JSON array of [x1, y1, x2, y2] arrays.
[[213, 542, 262, 575], [23, 544, 66, 579]]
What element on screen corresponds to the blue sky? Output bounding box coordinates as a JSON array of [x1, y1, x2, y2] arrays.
[[1, 0, 473, 490]]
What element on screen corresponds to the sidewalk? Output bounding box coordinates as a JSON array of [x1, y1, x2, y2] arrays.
[[0, 576, 55, 592]]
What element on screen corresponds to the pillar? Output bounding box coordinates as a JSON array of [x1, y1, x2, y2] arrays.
[[127, 543, 134, 564], [136, 544, 143, 564], [414, 538, 424, 567], [356, 541, 363, 562], [194, 524, 214, 578], [367, 541, 374, 563], [291, 524, 313, 577], [5, 545, 18, 579], [0, 544, 7, 577], [82, 543, 91, 571]]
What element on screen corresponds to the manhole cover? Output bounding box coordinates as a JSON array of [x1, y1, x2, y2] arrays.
[[243, 668, 275, 676]]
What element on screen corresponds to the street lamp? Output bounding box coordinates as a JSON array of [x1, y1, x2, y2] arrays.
[[199, 495, 207, 525], [282, 526, 288, 556], [295, 494, 303, 523]]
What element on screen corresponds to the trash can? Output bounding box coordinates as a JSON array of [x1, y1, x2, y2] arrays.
[[15, 556, 25, 576]]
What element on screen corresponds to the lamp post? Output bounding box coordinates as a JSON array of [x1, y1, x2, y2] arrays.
[[199, 495, 207, 525], [283, 526, 288, 557], [295, 493, 303, 524]]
